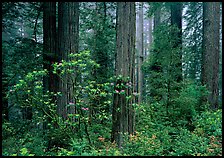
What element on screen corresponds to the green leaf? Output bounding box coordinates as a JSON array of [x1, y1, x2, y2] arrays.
[[20, 148, 28, 155]]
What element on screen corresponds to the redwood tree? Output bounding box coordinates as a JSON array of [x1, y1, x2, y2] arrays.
[[43, 2, 57, 130], [43, 2, 57, 94], [57, 2, 79, 118], [111, 2, 136, 148], [201, 2, 220, 109]]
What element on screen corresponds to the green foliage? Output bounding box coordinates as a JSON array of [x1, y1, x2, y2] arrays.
[[193, 110, 222, 138], [68, 138, 97, 156], [53, 50, 115, 147], [2, 2, 222, 157], [2, 121, 15, 139], [53, 50, 100, 76], [122, 131, 163, 155], [171, 128, 209, 156], [2, 64, 222, 157], [124, 103, 222, 156], [2, 121, 48, 156], [142, 24, 182, 104], [146, 2, 165, 17], [142, 22, 209, 129], [171, 110, 222, 156], [3, 49, 115, 155], [9, 148, 35, 156], [79, 2, 116, 83], [55, 138, 121, 156], [182, 2, 203, 81], [8, 69, 58, 125], [171, 80, 209, 126]]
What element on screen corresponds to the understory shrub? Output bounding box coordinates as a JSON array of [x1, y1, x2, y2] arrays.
[[2, 122, 47, 156], [193, 109, 222, 156]]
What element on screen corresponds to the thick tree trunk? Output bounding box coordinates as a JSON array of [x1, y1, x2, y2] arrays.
[[202, 2, 220, 109], [111, 2, 136, 148], [43, 2, 57, 94], [43, 2, 57, 130], [57, 2, 79, 119]]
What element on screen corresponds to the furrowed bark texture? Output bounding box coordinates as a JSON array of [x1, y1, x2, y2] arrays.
[[57, 2, 79, 119], [112, 2, 136, 148], [202, 2, 220, 109]]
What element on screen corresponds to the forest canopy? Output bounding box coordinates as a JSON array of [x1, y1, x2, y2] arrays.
[[2, 2, 222, 156]]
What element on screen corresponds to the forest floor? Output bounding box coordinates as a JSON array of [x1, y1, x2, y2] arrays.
[[2, 109, 222, 156]]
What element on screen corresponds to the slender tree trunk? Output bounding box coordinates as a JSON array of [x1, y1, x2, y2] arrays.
[[2, 73, 9, 121], [148, 17, 153, 53], [202, 2, 220, 109], [149, 4, 162, 101], [137, 2, 144, 105], [219, 4, 222, 107], [57, 2, 79, 119], [153, 6, 161, 31], [111, 2, 136, 148], [142, 15, 153, 100]]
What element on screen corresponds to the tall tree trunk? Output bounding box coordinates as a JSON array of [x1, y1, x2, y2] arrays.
[[219, 4, 222, 107], [43, 2, 57, 95], [43, 2, 57, 130], [111, 2, 136, 148], [148, 17, 153, 53], [202, 2, 220, 109], [57, 2, 79, 119], [93, 2, 109, 83], [2, 73, 9, 121], [142, 15, 153, 100], [149, 4, 162, 101], [171, 2, 183, 82], [137, 2, 144, 105], [154, 7, 161, 31]]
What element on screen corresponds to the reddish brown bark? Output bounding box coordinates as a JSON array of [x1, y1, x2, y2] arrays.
[[202, 2, 220, 109], [111, 2, 136, 148]]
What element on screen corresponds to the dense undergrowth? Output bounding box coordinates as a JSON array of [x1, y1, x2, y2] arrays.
[[2, 106, 222, 156], [2, 53, 222, 156]]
